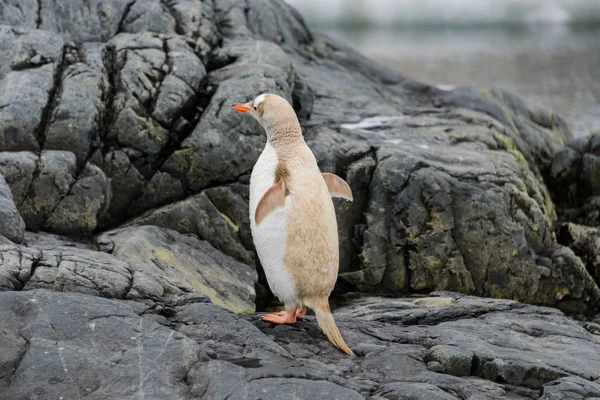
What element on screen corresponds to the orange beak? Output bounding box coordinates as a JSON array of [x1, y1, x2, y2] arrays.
[[232, 103, 252, 112]]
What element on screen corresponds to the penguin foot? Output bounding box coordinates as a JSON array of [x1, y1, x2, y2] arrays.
[[295, 306, 307, 319], [263, 310, 297, 324]]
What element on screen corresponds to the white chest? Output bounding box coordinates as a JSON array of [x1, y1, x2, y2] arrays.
[[249, 143, 296, 304]]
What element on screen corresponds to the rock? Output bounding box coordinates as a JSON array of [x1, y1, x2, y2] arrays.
[[98, 225, 257, 313], [44, 43, 106, 167], [0, 226, 256, 314], [1, 0, 593, 310], [23, 230, 97, 250], [548, 133, 600, 226], [161, 39, 294, 192], [0, 151, 112, 236], [0, 290, 200, 400], [425, 345, 474, 377], [44, 163, 112, 235], [18, 151, 77, 231], [1, 290, 599, 399], [0, 151, 38, 205], [39, 0, 134, 42], [200, 361, 363, 400], [372, 382, 461, 400], [1, 0, 598, 396], [130, 186, 255, 266], [541, 376, 600, 400], [0, 0, 600, 322], [0, 1, 37, 27], [333, 113, 598, 310], [557, 222, 600, 293], [0, 27, 64, 153], [0, 173, 25, 243], [97, 149, 146, 227]]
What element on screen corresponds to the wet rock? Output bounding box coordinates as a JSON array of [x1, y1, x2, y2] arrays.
[[0, 173, 25, 243]]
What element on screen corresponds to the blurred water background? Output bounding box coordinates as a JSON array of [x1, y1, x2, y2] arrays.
[[285, 0, 600, 137]]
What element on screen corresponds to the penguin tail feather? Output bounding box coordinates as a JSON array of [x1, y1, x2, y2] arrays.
[[305, 297, 355, 356]]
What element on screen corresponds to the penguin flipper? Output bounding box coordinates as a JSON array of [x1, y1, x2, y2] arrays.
[[255, 177, 288, 226], [322, 173, 353, 201]]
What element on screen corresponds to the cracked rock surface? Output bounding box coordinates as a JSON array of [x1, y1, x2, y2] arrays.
[[1, 0, 600, 398], [0, 173, 25, 243], [1, 290, 599, 399], [0, 226, 256, 314]]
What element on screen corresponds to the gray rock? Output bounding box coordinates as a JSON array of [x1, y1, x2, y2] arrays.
[[0, 0, 37, 27], [108, 33, 170, 156], [557, 222, 600, 296], [1, 226, 256, 314], [161, 38, 295, 192], [18, 150, 77, 231], [426, 345, 474, 377], [38, 0, 133, 42], [0, 0, 598, 383], [99, 225, 257, 313], [44, 163, 112, 235], [0, 27, 64, 153], [541, 376, 600, 400], [0, 151, 38, 205], [372, 382, 459, 400], [97, 149, 146, 227], [131, 186, 254, 265], [0, 151, 112, 236], [0, 0, 599, 397], [549, 133, 600, 225], [200, 361, 363, 400], [0, 173, 25, 243], [1, 0, 592, 311], [23, 230, 98, 250], [332, 113, 598, 309], [0, 290, 200, 400], [44, 45, 106, 167], [1, 291, 598, 399]]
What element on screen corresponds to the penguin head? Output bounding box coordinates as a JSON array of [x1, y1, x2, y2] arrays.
[[232, 93, 300, 142]]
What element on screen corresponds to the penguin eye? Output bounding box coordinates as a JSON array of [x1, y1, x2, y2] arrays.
[[253, 105, 257, 110]]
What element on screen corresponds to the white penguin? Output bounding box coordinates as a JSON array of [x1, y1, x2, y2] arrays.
[[232, 93, 354, 355]]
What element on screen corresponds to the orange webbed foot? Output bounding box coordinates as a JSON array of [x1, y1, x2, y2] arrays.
[[262, 310, 297, 324]]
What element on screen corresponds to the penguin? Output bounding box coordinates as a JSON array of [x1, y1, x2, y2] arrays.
[[232, 93, 355, 355]]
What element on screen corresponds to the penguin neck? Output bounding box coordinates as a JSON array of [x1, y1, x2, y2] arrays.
[[265, 121, 304, 151]]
